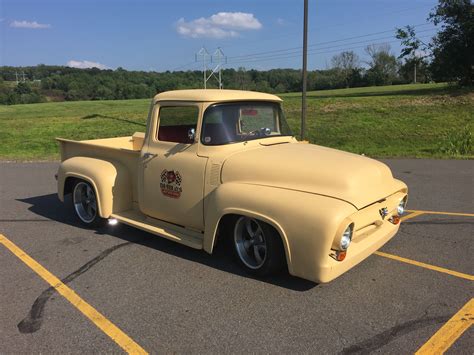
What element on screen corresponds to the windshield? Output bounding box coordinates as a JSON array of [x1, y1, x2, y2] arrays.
[[201, 102, 293, 145]]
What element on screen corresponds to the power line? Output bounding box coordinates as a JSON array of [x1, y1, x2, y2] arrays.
[[172, 61, 198, 71], [227, 23, 433, 61], [231, 3, 436, 50], [226, 34, 435, 66], [228, 29, 432, 64], [171, 23, 435, 71]]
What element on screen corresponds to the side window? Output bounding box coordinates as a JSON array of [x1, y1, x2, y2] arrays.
[[157, 106, 199, 144]]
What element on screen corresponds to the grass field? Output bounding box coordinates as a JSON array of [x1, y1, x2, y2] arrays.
[[0, 83, 472, 160]]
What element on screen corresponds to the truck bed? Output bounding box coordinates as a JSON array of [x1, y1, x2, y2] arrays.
[[57, 132, 145, 205], [57, 132, 145, 159]]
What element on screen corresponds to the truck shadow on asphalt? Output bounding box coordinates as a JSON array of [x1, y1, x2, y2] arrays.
[[17, 194, 317, 293]]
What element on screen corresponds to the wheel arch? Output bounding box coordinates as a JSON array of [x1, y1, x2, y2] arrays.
[[64, 174, 104, 216], [57, 157, 132, 218], [203, 183, 294, 274], [212, 208, 292, 270]]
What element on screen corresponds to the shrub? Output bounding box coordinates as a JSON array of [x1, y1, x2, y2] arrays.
[[438, 126, 472, 156]]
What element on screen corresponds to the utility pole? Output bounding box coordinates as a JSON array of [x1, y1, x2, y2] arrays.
[[15, 71, 19, 84], [196, 47, 210, 89], [413, 55, 417, 84], [300, 0, 309, 141]]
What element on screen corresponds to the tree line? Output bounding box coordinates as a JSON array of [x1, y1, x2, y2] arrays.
[[0, 61, 413, 105], [0, 0, 471, 105]]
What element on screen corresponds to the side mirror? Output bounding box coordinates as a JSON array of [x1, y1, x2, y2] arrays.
[[188, 128, 196, 142]]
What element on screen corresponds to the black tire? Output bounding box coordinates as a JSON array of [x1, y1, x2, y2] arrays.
[[231, 216, 285, 277], [71, 180, 106, 228]]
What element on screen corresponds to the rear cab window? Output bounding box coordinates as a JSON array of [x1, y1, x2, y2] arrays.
[[156, 106, 199, 144]]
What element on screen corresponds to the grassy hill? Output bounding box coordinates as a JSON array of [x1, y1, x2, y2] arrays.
[[0, 83, 472, 160]]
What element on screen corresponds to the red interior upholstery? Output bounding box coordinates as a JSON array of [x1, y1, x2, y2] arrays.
[[158, 125, 195, 144]]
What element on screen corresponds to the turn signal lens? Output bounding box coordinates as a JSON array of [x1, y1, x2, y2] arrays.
[[336, 251, 347, 261], [389, 215, 401, 225]]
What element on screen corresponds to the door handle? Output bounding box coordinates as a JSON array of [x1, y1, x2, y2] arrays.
[[143, 152, 157, 159]]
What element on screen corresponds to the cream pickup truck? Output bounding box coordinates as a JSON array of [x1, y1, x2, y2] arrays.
[[57, 89, 407, 283]]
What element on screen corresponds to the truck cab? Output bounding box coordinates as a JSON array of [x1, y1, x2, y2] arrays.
[[138, 90, 293, 231]]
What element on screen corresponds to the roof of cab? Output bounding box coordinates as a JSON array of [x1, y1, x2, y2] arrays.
[[153, 89, 282, 103]]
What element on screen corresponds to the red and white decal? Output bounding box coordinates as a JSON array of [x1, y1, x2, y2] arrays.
[[160, 170, 182, 198]]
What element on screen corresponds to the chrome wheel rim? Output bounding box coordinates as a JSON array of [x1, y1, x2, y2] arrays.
[[73, 182, 97, 223], [234, 217, 267, 269]]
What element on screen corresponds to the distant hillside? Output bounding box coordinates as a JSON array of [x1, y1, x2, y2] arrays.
[[0, 83, 471, 160]]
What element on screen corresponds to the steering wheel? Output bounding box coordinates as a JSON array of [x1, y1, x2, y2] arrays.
[[247, 127, 271, 137]]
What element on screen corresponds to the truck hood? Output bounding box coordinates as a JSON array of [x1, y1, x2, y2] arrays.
[[221, 142, 406, 209]]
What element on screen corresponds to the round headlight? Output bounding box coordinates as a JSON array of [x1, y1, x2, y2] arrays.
[[397, 197, 407, 215], [340, 224, 353, 250]]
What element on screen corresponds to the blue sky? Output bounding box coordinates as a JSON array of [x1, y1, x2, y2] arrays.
[[0, 0, 438, 72]]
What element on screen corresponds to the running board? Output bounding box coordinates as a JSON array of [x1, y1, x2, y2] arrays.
[[110, 210, 203, 250]]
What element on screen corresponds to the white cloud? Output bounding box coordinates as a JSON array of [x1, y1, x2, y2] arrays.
[[67, 60, 109, 70], [276, 18, 286, 26], [176, 12, 262, 39], [10, 20, 51, 29]]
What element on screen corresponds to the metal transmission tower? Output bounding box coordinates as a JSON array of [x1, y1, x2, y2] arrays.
[[195, 47, 210, 89], [195, 47, 227, 89], [210, 48, 227, 89]]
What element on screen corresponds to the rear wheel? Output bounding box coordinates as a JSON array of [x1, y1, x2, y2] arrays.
[[72, 180, 106, 228], [232, 216, 285, 276]]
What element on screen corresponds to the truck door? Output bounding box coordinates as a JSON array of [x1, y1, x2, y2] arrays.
[[140, 103, 207, 230]]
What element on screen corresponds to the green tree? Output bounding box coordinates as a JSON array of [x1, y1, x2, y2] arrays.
[[429, 0, 473, 85], [15, 82, 33, 95], [365, 44, 399, 85], [396, 25, 429, 83], [331, 51, 360, 88]]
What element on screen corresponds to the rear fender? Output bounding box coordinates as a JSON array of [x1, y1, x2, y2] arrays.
[[57, 157, 131, 218]]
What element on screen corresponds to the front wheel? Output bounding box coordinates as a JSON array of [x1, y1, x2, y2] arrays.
[[72, 180, 106, 228], [233, 216, 285, 276]]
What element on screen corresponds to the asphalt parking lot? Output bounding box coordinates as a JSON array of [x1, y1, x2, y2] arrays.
[[0, 159, 472, 354]]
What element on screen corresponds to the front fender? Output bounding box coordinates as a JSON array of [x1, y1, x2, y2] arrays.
[[57, 157, 132, 218], [203, 183, 356, 280]]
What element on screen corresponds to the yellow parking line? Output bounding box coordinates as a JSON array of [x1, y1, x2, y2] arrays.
[[416, 298, 474, 354], [374, 251, 474, 281], [401, 211, 425, 222], [0, 234, 148, 355], [407, 209, 474, 217]]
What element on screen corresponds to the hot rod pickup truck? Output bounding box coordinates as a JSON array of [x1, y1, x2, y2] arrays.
[[57, 89, 407, 283]]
